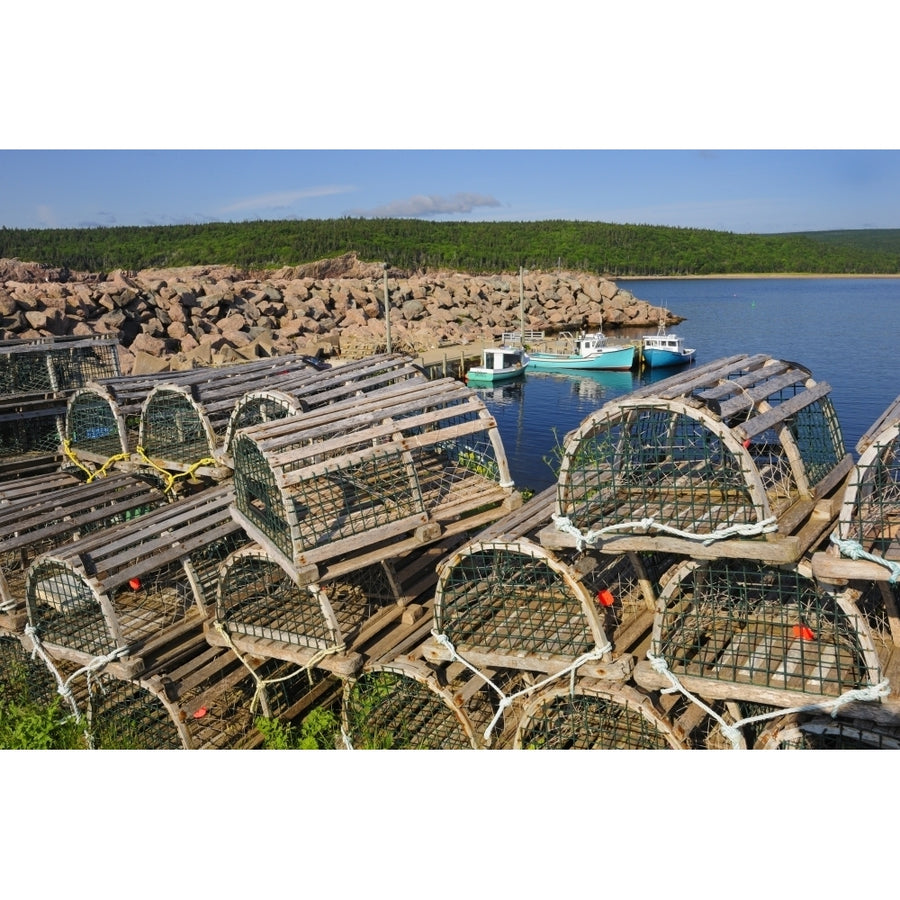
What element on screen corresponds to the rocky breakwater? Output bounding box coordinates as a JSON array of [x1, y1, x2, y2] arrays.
[[0, 254, 677, 374]]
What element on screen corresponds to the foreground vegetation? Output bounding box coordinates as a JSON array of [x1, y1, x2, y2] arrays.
[[2, 220, 900, 275]]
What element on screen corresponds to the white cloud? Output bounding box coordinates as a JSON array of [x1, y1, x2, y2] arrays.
[[221, 185, 354, 213], [351, 192, 501, 218]]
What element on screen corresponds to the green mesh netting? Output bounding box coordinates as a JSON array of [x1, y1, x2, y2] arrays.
[[342, 669, 476, 749], [65, 390, 130, 461], [655, 560, 871, 698], [561, 408, 758, 534], [436, 545, 597, 657], [141, 390, 212, 462], [848, 433, 900, 552], [233, 438, 426, 558], [217, 549, 399, 650], [517, 689, 676, 750], [217, 550, 339, 649], [0, 340, 119, 398], [0, 634, 59, 708]]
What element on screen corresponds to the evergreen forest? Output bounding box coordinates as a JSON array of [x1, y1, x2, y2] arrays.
[[2, 219, 900, 276]]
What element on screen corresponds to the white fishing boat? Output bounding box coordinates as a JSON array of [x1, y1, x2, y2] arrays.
[[466, 345, 528, 384], [641, 311, 696, 368]]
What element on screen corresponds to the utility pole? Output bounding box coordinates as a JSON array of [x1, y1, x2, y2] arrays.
[[382, 262, 391, 354], [519, 266, 525, 339]]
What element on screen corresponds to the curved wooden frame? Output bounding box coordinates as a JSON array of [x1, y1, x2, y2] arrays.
[[513, 680, 689, 749]]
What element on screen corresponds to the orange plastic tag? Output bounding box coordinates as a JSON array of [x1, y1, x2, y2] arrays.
[[596, 589, 615, 607], [792, 624, 815, 641]]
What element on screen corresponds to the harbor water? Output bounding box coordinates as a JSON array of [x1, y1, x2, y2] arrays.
[[474, 277, 900, 492]]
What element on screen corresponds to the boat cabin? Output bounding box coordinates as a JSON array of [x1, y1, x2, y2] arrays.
[[482, 348, 524, 371], [573, 333, 608, 358], [644, 334, 685, 352]]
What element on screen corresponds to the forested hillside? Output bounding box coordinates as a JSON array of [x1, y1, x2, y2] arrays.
[[1, 219, 899, 275]]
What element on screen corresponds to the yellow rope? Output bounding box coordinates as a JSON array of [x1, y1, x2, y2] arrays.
[[62, 438, 95, 480], [87, 452, 131, 481], [136, 446, 217, 494]]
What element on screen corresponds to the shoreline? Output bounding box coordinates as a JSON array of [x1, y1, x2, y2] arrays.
[[616, 272, 900, 280]]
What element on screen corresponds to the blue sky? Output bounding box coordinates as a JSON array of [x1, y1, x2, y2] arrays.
[[2, 149, 899, 234], [4, 5, 897, 235]]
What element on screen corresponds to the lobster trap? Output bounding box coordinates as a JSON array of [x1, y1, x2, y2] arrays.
[[0, 337, 121, 478], [513, 681, 690, 749], [230, 376, 520, 584], [423, 485, 673, 680], [812, 393, 900, 584], [341, 658, 518, 749], [136, 354, 338, 482], [0, 335, 120, 398], [26, 624, 339, 749], [539, 354, 852, 565], [632, 557, 884, 711], [221, 353, 427, 459], [206, 535, 460, 677], [0, 631, 60, 709], [0, 470, 167, 632], [62, 372, 182, 481], [753, 709, 900, 749], [24, 484, 249, 678]]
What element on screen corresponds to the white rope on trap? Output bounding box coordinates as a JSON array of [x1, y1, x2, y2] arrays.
[[647, 652, 891, 750], [830, 531, 900, 583], [431, 629, 612, 747], [25, 623, 129, 749], [552, 513, 778, 551]]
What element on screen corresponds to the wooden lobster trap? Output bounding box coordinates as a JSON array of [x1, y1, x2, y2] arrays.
[[0, 631, 61, 710], [539, 354, 853, 565], [812, 393, 900, 584], [0, 470, 167, 633], [0, 337, 121, 479], [340, 657, 524, 749], [221, 353, 427, 460], [205, 534, 462, 677], [63, 372, 189, 481], [24, 621, 339, 749], [513, 680, 693, 749], [422, 485, 674, 682], [753, 709, 900, 749], [135, 354, 335, 483], [632, 557, 887, 714], [0, 335, 120, 399], [23, 484, 249, 679], [230, 376, 521, 585]]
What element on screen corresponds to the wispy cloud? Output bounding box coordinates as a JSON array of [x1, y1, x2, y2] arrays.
[[35, 204, 57, 227], [350, 192, 502, 218], [221, 185, 354, 214]]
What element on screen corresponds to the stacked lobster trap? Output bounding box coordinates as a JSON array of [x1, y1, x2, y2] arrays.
[[0, 336, 120, 478], [0, 469, 167, 633], [523, 354, 898, 747], [63, 352, 426, 491], [808, 391, 900, 722], [229, 375, 521, 584], [539, 353, 853, 564], [22, 484, 248, 679], [22, 619, 340, 749]]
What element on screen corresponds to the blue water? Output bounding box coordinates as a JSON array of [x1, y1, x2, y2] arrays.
[[475, 277, 900, 492]]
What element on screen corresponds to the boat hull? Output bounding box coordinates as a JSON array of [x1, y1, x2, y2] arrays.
[[526, 345, 635, 372], [466, 366, 525, 384], [642, 348, 696, 368]]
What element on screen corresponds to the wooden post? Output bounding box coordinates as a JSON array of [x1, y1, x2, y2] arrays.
[[383, 263, 391, 355]]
